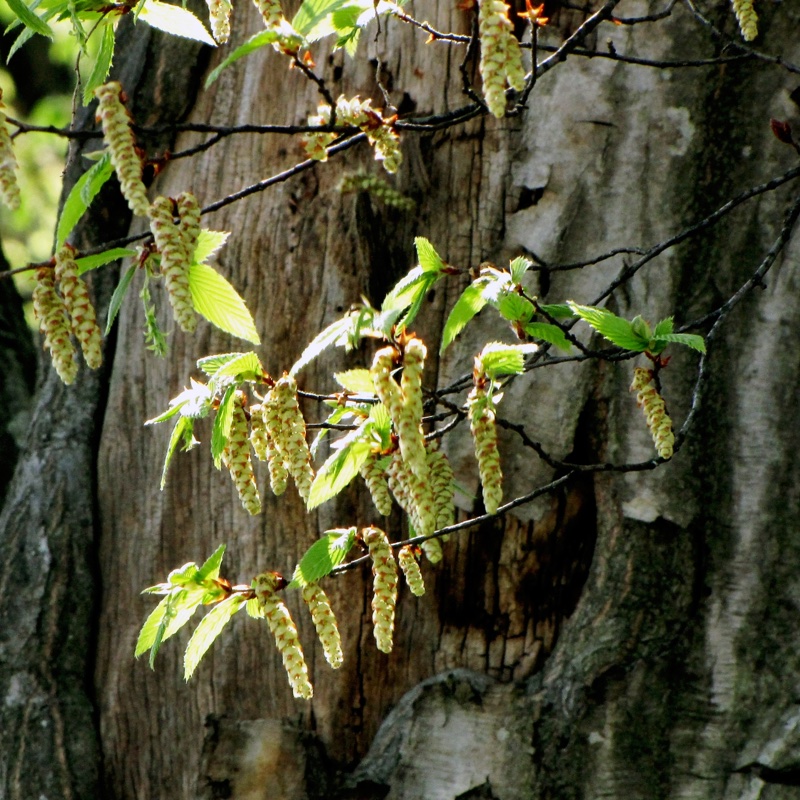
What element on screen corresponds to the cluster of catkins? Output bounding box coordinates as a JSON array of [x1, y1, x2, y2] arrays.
[[33, 245, 103, 385], [631, 366, 674, 459], [730, 0, 758, 41], [303, 95, 402, 173], [478, 0, 527, 118], [365, 338, 455, 563], [0, 89, 20, 210]]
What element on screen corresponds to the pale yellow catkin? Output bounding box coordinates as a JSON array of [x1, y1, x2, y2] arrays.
[[222, 393, 262, 515], [0, 88, 20, 210], [302, 583, 344, 669], [362, 527, 398, 654], [467, 385, 503, 514], [478, 0, 526, 118], [631, 367, 675, 459], [33, 267, 77, 385]]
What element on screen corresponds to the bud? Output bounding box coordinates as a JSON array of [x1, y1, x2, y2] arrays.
[[398, 545, 425, 596], [478, 0, 526, 118], [54, 245, 103, 369], [94, 82, 149, 217], [302, 582, 343, 668], [0, 89, 20, 210], [467, 385, 503, 514], [222, 393, 262, 515], [33, 267, 78, 385], [631, 367, 675, 459], [254, 572, 313, 699], [360, 452, 393, 516], [362, 527, 398, 653]]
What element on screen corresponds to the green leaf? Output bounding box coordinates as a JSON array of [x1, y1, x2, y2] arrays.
[[307, 428, 373, 510], [630, 315, 652, 341], [211, 384, 237, 469], [192, 229, 230, 264], [188, 262, 260, 344], [567, 302, 650, 352], [205, 29, 279, 87], [382, 267, 440, 331], [184, 595, 245, 680], [537, 303, 575, 320], [82, 21, 115, 105], [138, 0, 215, 45], [197, 543, 226, 582], [160, 416, 196, 489], [290, 315, 352, 377], [145, 401, 186, 426], [334, 368, 375, 394], [509, 256, 532, 284], [4, 0, 53, 38], [415, 236, 444, 273], [652, 317, 674, 338], [76, 247, 137, 275], [56, 153, 113, 248], [477, 342, 538, 378], [135, 595, 170, 658], [148, 589, 206, 668], [288, 528, 356, 587], [105, 263, 137, 336], [651, 332, 706, 354], [292, 0, 351, 38], [497, 292, 535, 323], [197, 352, 248, 377], [213, 351, 264, 382], [440, 283, 488, 353], [523, 321, 571, 351]]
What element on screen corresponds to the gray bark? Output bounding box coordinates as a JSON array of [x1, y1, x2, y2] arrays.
[[3, 1, 800, 799]]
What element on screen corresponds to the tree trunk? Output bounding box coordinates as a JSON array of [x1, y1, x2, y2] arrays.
[[3, 1, 800, 798]]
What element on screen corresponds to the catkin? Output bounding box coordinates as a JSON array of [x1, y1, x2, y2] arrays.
[[397, 337, 428, 479], [205, 0, 232, 42], [427, 446, 455, 531], [398, 545, 425, 596], [340, 173, 415, 211], [33, 267, 78, 385], [222, 393, 262, 515], [731, 0, 757, 41], [252, 0, 283, 28], [254, 572, 313, 699], [259, 395, 290, 495], [176, 191, 201, 265], [360, 452, 393, 516], [94, 82, 149, 217], [420, 537, 443, 564], [631, 367, 675, 459], [149, 195, 197, 334], [478, 0, 526, 118], [0, 89, 20, 210], [362, 527, 398, 654], [302, 583, 343, 668], [467, 385, 503, 514], [54, 245, 103, 369], [386, 451, 436, 537]]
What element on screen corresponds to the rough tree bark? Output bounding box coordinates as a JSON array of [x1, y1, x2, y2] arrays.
[[2, 1, 800, 799]]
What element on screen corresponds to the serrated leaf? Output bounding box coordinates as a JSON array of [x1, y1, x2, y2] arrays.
[[651, 332, 706, 353], [381, 266, 427, 311], [288, 528, 356, 587], [188, 262, 260, 344], [56, 153, 113, 248], [652, 317, 674, 338], [192, 229, 230, 264], [334, 368, 375, 394], [292, 0, 351, 38], [184, 595, 245, 680], [147, 379, 212, 425], [537, 303, 575, 320], [477, 342, 538, 378], [146, 400, 186, 426], [5, 0, 53, 38], [160, 416, 197, 489], [138, 0, 215, 45], [509, 256, 531, 284], [307, 428, 373, 510], [415, 236, 444, 273], [197, 352, 249, 377], [497, 292, 535, 323], [290, 315, 352, 377], [148, 589, 206, 668], [368, 402, 392, 448], [211, 384, 237, 469], [213, 351, 264, 382], [440, 282, 488, 353], [168, 561, 200, 586], [197, 543, 226, 582], [82, 22, 114, 105], [523, 321, 571, 352], [76, 247, 138, 275], [205, 29, 279, 87], [567, 302, 650, 352], [105, 263, 137, 336], [135, 595, 170, 658], [246, 597, 263, 618]]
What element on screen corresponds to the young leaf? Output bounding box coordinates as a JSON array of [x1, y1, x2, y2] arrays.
[[147, 589, 206, 668], [197, 352, 249, 377], [537, 303, 575, 319], [381, 266, 427, 311], [76, 247, 138, 274], [652, 317, 674, 338], [522, 321, 571, 351], [205, 29, 280, 87], [213, 351, 264, 382], [415, 236, 444, 273], [188, 262, 260, 345], [497, 292, 535, 323], [192, 229, 230, 264], [290, 314, 352, 377], [440, 283, 488, 353], [307, 433, 373, 510], [160, 416, 197, 489], [477, 342, 538, 378], [334, 368, 376, 394], [288, 527, 356, 587], [509, 256, 532, 284], [135, 595, 170, 658], [4, 0, 53, 38], [105, 263, 137, 335], [651, 332, 706, 353], [567, 302, 650, 352], [211, 384, 237, 469], [184, 595, 245, 680], [56, 153, 113, 248], [292, 0, 351, 38], [197, 543, 226, 582], [82, 22, 115, 105], [138, 1, 215, 45]]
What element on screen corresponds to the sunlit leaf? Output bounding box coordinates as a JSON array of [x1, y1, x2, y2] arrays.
[[440, 283, 488, 353], [334, 368, 375, 394], [213, 351, 264, 382], [184, 595, 245, 680], [82, 22, 115, 105], [415, 236, 444, 273], [292, 0, 351, 38], [138, 0, 215, 45], [650, 332, 706, 354], [105, 264, 137, 336], [307, 427, 373, 510], [205, 29, 279, 87], [197, 543, 226, 582], [522, 321, 570, 351], [76, 247, 138, 274], [568, 302, 650, 352], [477, 342, 538, 378], [192, 229, 230, 264], [509, 256, 532, 284], [290, 315, 352, 377], [288, 528, 356, 587], [160, 416, 197, 489], [497, 292, 535, 323], [5, 0, 53, 38], [56, 153, 113, 248], [652, 317, 674, 338], [537, 303, 574, 319], [211, 384, 237, 469]]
